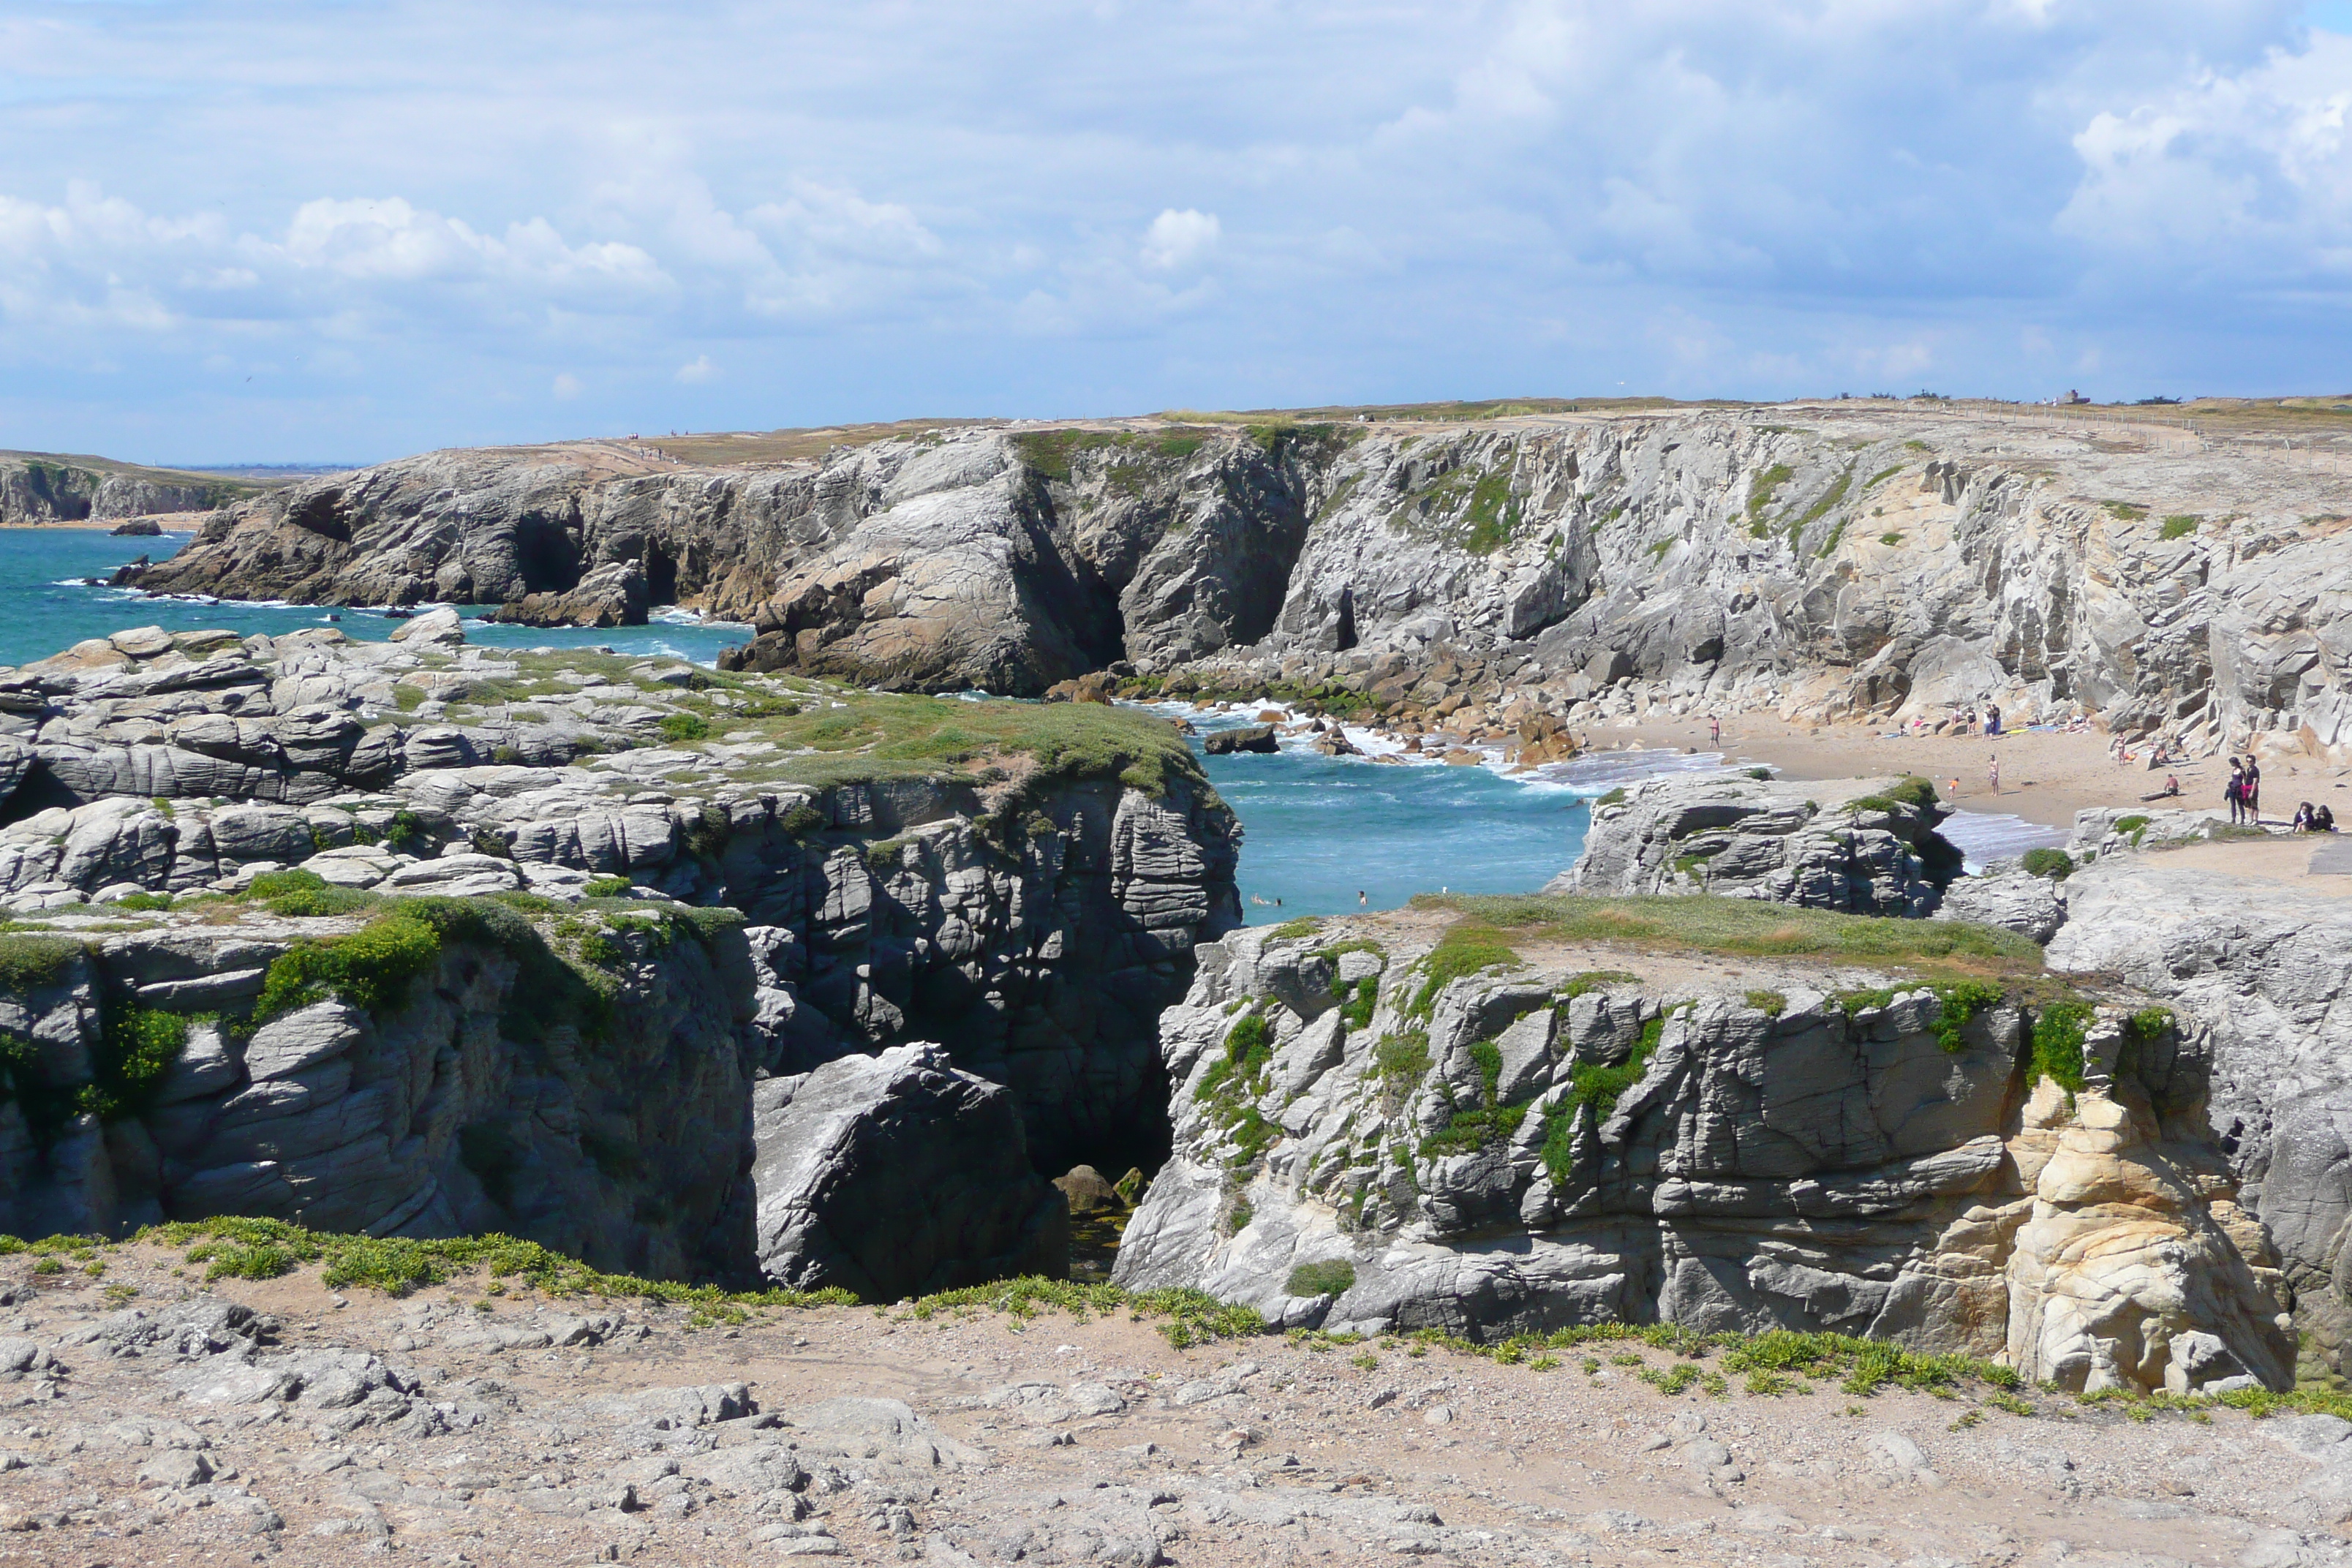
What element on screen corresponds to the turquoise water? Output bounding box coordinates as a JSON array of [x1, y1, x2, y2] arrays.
[[1176, 704, 1733, 924], [0, 529, 748, 668]]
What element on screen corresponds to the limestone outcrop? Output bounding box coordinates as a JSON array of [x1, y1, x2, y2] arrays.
[[2046, 857, 2352, 1378], [1548, 774, 1958, 916], [0, 622, 1241, 1181], [114, 406, 2352, 756], [751, 1042, 1068, 1300], [1115, 922, 2296, 1394], [0, 900, 766, 1280]]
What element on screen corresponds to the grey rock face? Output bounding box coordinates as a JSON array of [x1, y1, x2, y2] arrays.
[[109, 408, 2352, 758], [1552, 774, 1958, 916], [0, 456, 229, 524], [2047, 857, 2352, 1377], [752, 1044, 1067, 1299], [0, 625, 1240, 1178], [0, 913, 765, 1282], [1931, 867, 2067, 943], [1116, 923, 2293, 1394]]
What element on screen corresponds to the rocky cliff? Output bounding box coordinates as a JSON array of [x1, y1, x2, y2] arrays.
[[1115, 919, 2296, 1395], [2045, 856, 2352, 1380], [0, 454, 238, 524], [0, 894, 1068, 1297], [118, 407, 2352, 760], [0, 618, 1240, 1182]]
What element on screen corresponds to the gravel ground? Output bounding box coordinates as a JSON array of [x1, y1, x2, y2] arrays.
[[0, 1243, 2346, 1567]]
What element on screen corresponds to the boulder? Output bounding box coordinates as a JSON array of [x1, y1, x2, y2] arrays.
[[752, 1043, 1068, 1300], [1931, 870, 2067, 944], [493, 561, 649, 629], [387, 608, 464, 646], [1203, 725, 1279, 756], [1552, 773, 1957, 918]]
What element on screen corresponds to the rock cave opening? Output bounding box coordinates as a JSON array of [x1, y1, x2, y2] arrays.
[[644, 541, 679, 606]]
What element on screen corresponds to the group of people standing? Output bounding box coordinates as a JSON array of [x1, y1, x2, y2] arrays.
[[2225, 757, 2261, 824]]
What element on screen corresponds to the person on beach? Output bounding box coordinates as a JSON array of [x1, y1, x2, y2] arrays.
[[2318, 803, 2338, 832], [2294, 802, 2316, 832], [1986, 754, 1999, 794], [2225, 760, 2244, 824], [1947, 775, 1961, 798], [1708, 715, 1721, 747], [1985, 703, 2002, 737], [2142, 775, 2180, 802], [2246, 758, 2261, 822]]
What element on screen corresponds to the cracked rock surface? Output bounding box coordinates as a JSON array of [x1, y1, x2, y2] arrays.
[[0, 1242, 2342, 1567]]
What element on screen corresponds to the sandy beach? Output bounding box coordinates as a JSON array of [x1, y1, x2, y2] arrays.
[[1599, 711, 2352, 832]]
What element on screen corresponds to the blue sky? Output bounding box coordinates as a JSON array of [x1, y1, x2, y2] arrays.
[[2, 1, 2350, 464]]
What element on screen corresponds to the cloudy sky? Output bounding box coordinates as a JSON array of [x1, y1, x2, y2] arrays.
[[3, 1, 2351, 463]]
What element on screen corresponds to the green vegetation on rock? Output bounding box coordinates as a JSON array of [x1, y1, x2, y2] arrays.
[[1409, 892, 2040, 987], [2029, 1000, 2094, 1094], [2021, 847, 2074, 880], [1406, 924, 1523, 1017], [1286, 1259, 1357, 1298]]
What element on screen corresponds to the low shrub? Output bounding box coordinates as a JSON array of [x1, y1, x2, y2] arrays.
[[1286, 1259, 1357, 1298], [2021, 847, 2074, 880]]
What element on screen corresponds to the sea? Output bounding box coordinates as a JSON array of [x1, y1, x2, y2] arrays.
[[3, 526, 2064, 921]]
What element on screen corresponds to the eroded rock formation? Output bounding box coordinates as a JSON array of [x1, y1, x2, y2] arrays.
[[117, 408, 2352, 758], [1115, 924, 2296, 1394], [0, 454, 238, 526], [0, 621, 1240, 1196], [2046, 856, 2352, 1379], [1548, 773, 1959, 916]]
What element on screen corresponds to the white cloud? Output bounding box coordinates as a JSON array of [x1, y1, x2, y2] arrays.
[[0, 0, 2343, 456], [552, 372, 581, 399], [1140, 208, 1221, 271], [674, 354, 717, 383], [2057, 31, 2352, 278]]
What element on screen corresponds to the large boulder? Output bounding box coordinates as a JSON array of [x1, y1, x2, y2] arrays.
[[752, 1043, 1068, 1300], [1550, 773, 1959, 917], [1931, 866, 2068, 943], [493, 560, 649, 628]]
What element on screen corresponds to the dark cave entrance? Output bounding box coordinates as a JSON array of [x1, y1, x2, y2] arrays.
[[645, 543, 679, 606], [513, 513, 579, 592]]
